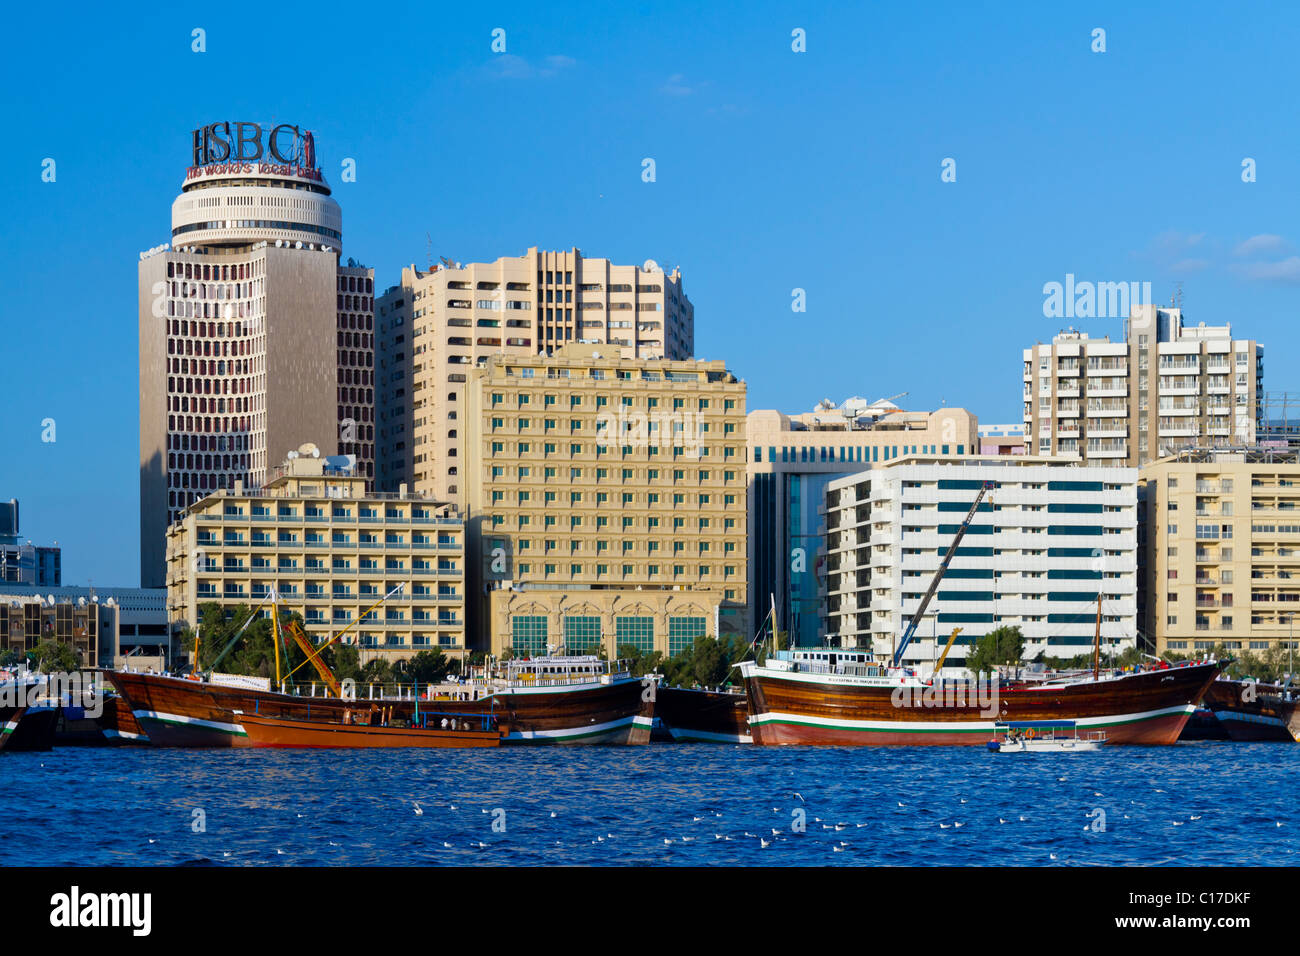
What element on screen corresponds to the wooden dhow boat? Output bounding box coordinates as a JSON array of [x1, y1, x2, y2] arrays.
[[0, 673, 59, 752], [109, 655, 655, 747], [54, 687, 149, 746], [1198, 678, 1299, 742], [740, 649, 1224, 746], [108, 588, 654, 747], [653, 686, 751, 743]]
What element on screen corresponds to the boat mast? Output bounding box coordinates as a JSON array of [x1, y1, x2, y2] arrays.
[[270, 590, 285, 690], [1092, 593, 1102, 681], [770, 593, 778, 652]]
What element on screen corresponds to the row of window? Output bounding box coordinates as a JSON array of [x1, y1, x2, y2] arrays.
[[510, 614, 706, 656]]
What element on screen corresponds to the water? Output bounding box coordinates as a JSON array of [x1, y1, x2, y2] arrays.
[[3, 741, 1296, 866]]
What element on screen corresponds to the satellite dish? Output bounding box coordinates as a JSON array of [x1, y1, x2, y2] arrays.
[[287, 450, 299, 460], [643, 259, 659, 272]]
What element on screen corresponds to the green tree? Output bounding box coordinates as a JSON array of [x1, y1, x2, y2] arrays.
[[333, 645, 363, 683], [360, 657, 394, 685], [661, 634, 748, 688], [964, 625, 1025, 677], [29, 639, 81, 674], [408, 649, 452, 685], [616, 644, 663, 678]]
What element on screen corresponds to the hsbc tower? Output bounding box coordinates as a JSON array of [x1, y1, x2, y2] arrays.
[[137, 121, 374, 588]]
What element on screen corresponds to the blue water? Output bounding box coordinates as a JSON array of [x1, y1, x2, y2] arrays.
[[3, 741, 1296, 866]]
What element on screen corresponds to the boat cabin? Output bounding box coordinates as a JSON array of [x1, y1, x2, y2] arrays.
[[770, 649, 887, 678], [497, 655, 632, 687]]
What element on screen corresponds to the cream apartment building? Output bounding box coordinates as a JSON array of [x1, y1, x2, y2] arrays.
[[165, 443, 465, 662], [464, 344, 747, 657], [1140, 447, 1300, 657], [1023, 306, 1263, 468], [376, 247, 694, 504]]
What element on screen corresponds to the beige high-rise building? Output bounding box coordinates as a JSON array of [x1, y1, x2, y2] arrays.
[[1140, 448, 1300, 658], [139, 120, 374, 589], [165, 443, 465, 663], [464, 344, 747, 656], [1023, 306, 1263, 468], [746, 397, 980, 647], [376, 248, 694, 504]]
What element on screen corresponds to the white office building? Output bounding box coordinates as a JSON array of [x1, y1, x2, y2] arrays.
[[821, 456, 1139, 671]]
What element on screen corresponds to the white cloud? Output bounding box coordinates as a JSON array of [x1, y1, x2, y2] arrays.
[[660, 73, 696, 96], [485, 54, 576, 80], [1233, 234, 1288, 257], [1234, 256, 1300, 283]]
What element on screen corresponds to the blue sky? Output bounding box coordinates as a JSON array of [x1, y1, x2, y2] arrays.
[[3, 1, 1300, 586]]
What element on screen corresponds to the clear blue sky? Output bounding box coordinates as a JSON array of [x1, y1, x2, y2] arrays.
[[3, 1, 1300, 587]]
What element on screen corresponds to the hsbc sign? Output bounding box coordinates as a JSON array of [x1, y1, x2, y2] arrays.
[[190, 121, 318, 170]]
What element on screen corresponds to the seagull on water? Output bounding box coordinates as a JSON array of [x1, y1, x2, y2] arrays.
[[413, 802, 423, 816], [760, 839, 771, 848]]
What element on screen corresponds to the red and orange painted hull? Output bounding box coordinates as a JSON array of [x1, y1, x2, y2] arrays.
[[235, 711, 499, 748]]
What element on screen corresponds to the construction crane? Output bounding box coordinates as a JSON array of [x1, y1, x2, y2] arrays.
[[892, 480, 997, 667]]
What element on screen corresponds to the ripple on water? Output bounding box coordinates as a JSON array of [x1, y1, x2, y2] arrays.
[[0, 741, 1294, 866]]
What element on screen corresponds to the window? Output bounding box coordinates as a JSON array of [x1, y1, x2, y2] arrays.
[[668, 616, 708, 656], [511, 615, 547, 657], [616, 616, 654, 653]]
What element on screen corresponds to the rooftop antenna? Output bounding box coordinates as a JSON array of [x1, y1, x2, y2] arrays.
[[1172, 282, 1183, 309], [426, 233, 433, 271]]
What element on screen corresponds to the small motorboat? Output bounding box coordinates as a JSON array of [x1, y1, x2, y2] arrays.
[[987, 720, 1107, 753]]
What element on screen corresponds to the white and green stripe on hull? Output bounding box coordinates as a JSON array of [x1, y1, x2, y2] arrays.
[[749, 703, 1194, 735], [133, 709, 247, 738], [503, 713, 650, 743]]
